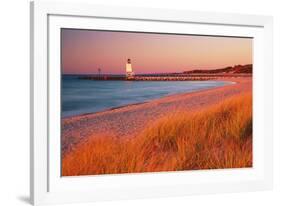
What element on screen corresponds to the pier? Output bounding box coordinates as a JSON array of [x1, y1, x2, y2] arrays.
[[79, 59, 252, 81], [79, 73, 252, 81]]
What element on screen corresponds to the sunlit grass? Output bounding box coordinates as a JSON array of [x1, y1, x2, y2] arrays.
[[62, 93, 252, 176]]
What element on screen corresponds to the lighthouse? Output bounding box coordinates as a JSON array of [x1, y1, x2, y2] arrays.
[[126, 58, 134, 79]]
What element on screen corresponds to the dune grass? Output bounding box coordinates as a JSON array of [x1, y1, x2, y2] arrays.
[[62, 93, 252, 176]]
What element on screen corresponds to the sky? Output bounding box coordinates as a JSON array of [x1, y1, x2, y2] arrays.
[[62, 29, 252, 75]]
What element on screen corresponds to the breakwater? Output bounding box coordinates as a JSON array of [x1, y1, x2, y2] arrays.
[[79, 74, 251, 81]]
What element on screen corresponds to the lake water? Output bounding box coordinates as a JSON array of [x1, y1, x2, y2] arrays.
[[62, 75, 231, 118]]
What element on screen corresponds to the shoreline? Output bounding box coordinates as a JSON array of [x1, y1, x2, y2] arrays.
[[62, 77, 252, 155], [62, 79, 236, 119]]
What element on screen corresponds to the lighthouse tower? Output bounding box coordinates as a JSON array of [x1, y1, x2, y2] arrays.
[[126, 58, 134, 79]]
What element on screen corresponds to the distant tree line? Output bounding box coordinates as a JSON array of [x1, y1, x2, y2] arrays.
[[183, 64, 252, 74]]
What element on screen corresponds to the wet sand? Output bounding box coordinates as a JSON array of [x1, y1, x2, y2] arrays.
[[62, 78, 252, 155]]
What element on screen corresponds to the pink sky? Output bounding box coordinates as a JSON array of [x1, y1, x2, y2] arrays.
[[62, 29, 252, 74]]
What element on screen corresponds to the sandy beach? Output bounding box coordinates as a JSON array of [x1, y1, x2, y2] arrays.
[[62, 77, 252, 155]]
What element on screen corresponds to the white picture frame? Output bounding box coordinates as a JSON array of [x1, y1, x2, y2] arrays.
[[30, 0, 273, 205]]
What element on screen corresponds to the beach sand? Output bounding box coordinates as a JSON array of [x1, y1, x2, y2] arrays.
[[62, 77, 252, 155]]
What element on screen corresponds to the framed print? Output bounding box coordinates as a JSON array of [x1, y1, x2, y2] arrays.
[[30, 1, 273, 205]]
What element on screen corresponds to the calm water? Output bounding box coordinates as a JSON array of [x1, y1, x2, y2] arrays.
[[62, 75, 231, 118]]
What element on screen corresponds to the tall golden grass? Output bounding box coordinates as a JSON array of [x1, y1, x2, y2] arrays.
[[62, 93, 252, 176]]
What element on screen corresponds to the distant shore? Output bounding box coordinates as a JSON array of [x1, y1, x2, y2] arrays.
[[62, 77, 252, 155]]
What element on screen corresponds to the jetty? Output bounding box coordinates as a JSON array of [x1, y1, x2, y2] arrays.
[[79, 73, 251, 81], [79, 59, 252, 81]]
